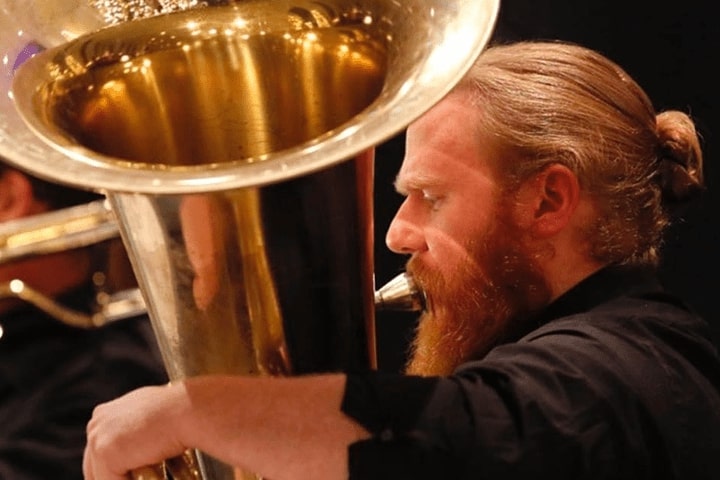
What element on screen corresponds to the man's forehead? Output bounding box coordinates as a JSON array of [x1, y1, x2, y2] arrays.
[[408, 94, 469, 137], [394, 145, 496, 196], [397, 104, 494, 192]]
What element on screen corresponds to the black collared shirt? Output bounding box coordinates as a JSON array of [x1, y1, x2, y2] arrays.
[[342, 266, 720, 479], [0, 286, 167, 480]]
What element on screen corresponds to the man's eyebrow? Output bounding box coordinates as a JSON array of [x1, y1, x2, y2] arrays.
[[393, 171, 443, 194], [392, 174, 408, 194]]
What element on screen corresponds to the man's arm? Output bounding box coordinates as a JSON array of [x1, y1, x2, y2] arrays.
[[83, 374, 370, 480]]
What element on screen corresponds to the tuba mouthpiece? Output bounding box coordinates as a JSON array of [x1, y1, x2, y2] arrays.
[[375, 272, 426, 312]]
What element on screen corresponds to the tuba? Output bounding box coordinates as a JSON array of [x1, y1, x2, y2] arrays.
[[0, 0, 499, 478]]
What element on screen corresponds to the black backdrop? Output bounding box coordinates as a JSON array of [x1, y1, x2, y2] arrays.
[[372, 1, 720, 373]]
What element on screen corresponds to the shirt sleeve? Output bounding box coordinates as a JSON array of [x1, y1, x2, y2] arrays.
[[340, 328, 662, 480], [342, 371, 461, 479], [342, 369, 523, 479]]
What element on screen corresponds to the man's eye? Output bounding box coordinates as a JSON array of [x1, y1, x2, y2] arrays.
[[422, 190, 441, 209]]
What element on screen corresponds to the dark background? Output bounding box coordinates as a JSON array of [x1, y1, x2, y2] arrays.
[[372, 1, 719, 373]]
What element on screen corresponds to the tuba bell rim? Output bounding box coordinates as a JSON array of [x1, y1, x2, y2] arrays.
[[5, 0, 500, 195]]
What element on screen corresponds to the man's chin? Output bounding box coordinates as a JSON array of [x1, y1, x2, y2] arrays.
[[405, 309, 471, 376]]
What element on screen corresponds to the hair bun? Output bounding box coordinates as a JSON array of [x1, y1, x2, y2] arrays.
[[656, 156, 704, 204], [655, 111, 704, 207]]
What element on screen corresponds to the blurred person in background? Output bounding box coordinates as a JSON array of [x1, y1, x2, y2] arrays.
[[0, 161, 168, 479]]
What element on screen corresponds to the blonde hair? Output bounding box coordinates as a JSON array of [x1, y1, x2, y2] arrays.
[[457, 40, 704, 266]]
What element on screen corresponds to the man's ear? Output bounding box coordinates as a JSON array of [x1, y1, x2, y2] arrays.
[[0, 169, 38, 221], [517, 163, 580, 237]]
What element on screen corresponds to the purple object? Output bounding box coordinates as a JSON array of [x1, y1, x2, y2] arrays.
[[13, 41, 44, 72]]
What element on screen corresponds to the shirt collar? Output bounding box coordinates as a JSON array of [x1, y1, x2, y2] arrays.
[[531, 264, 664, 327]]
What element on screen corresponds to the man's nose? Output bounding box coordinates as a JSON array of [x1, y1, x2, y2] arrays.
[[385, 203, 426, 254]]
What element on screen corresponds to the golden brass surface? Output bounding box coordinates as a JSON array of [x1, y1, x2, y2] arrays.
[[44, 7, 385, 167]]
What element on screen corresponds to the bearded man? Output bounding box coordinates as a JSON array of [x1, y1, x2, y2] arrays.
[[83, 41, 720, 480]]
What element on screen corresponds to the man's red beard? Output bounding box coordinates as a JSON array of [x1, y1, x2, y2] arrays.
[[404, 212, 552, 376]]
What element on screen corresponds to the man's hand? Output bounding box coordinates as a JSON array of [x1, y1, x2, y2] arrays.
[[83, 383, 188, 480]]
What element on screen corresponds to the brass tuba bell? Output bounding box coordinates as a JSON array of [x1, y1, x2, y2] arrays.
[[0, 0, 499, 478]]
